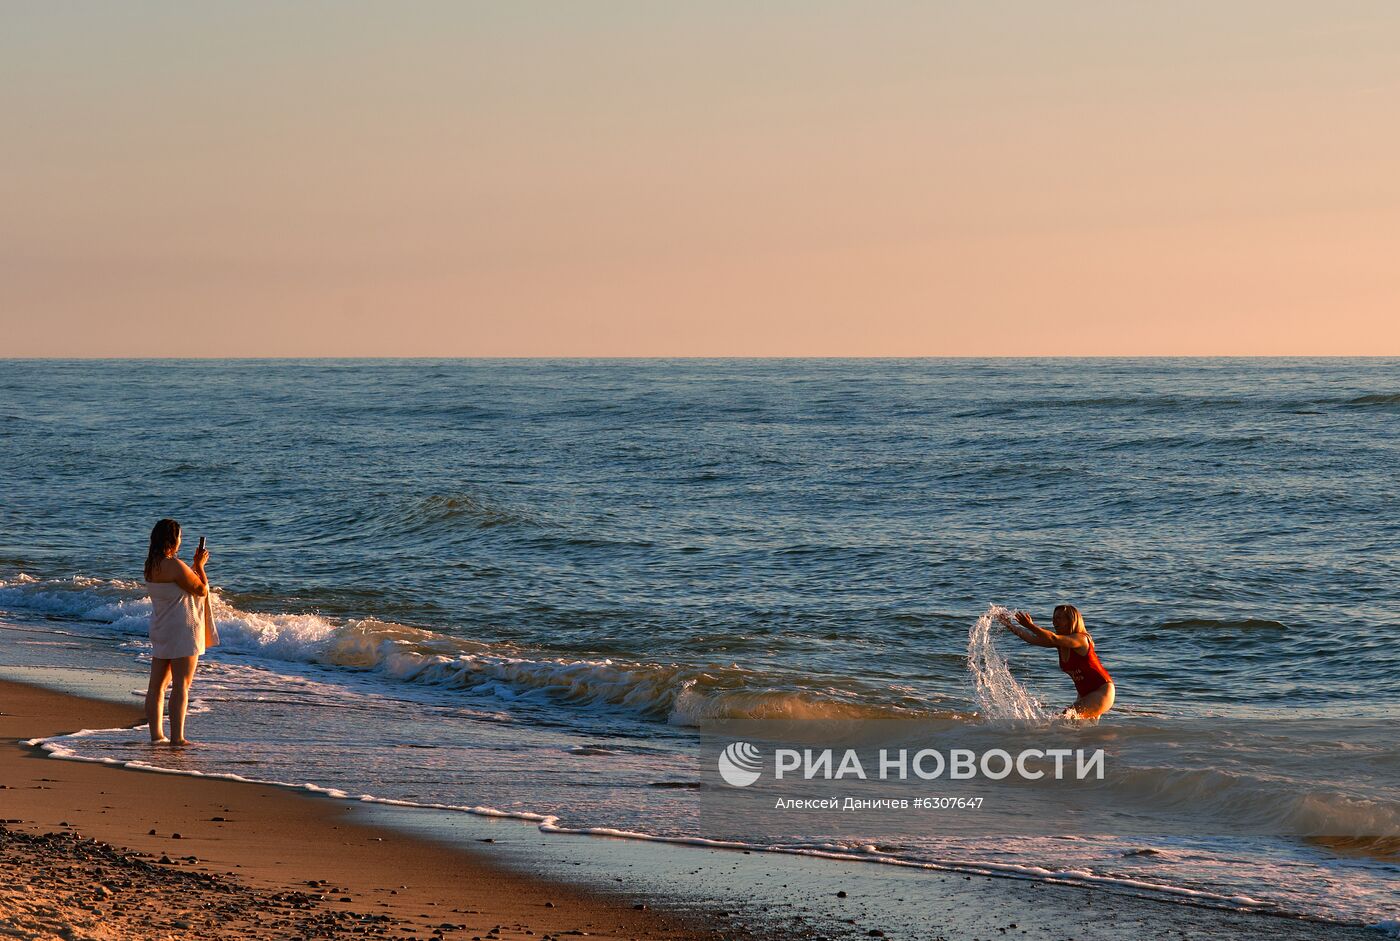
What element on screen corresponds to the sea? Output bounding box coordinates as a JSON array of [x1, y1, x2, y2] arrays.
[[0, 358, 1396, 933]]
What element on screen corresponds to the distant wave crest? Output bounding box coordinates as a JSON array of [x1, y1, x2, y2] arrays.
[[1157, 618, 1288, 631], [405, 493, 542, 530], [1339, 393, 1400, 408]]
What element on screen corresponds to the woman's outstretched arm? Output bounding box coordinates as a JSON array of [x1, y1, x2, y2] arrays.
[[995, 610, 1032, 640], [1003, 611, 1082, 649]]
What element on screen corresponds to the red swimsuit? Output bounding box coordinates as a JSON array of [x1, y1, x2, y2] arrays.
[[1059, 637, 1113, 697]]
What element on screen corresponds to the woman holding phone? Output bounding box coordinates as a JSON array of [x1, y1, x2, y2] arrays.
[[142, 518, 216, 745]]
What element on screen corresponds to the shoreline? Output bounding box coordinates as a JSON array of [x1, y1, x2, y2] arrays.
[[3, 675, 1390, 941], [0, 677, 716, 941]]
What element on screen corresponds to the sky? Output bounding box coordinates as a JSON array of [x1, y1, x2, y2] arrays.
[[2, 2, 1398, 357]]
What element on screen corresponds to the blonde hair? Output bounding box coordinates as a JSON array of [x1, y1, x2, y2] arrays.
[[1055, 604, 1087, 634]]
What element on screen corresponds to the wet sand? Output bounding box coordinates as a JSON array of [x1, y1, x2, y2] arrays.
[[0, 678, 712, 941]]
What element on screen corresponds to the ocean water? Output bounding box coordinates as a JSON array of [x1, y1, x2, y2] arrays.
[[1, 359, 1397, 930]]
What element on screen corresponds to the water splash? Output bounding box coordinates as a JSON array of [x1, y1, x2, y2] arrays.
[[966, 604, 1054, 726]]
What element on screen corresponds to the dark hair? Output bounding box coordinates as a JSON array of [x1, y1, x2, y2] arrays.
[[145, 518, 181, 580]]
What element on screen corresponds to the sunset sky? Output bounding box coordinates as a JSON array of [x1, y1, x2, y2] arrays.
[[3, 2, 1397, 356]]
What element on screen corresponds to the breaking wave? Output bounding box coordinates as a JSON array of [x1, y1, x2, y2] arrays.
[[0, 573, 921, 727]]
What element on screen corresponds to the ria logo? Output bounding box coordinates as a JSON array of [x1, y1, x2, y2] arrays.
[[717, 741, 763, 787]]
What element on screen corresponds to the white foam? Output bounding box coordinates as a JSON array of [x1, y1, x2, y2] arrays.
[[0, 574, 916, 726]]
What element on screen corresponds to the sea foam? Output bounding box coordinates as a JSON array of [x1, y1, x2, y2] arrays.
[[0, 573, 922, 727]]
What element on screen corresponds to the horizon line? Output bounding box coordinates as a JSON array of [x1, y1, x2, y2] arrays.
[[4, 354, 1398, 362]]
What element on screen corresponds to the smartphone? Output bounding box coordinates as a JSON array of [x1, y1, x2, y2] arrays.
[[197, 536, 206, 554]]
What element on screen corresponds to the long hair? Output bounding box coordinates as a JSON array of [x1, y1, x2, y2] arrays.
[[145, 518, 181, 580], [1055, 603, 1087, 634]]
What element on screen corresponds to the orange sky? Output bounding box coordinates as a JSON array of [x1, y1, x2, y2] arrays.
[[2, 3, 1397, 356]]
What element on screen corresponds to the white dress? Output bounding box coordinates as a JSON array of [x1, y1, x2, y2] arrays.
[[145, 581, 212, 658]]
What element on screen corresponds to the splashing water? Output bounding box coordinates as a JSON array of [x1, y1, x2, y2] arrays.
[[966, 604, 1055, 726]]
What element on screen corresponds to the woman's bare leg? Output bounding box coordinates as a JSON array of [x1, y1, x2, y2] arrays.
[[1068, 682, 1115, 722], [145, 659, 173, 742], [168, 655, 199, 746]]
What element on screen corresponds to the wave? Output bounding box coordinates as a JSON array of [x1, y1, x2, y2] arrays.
[[955, 391, 1400, 418], [954, 395, 1252, 417], [1099, 764, 1400, 843], [1157, 618, 1288, 631], [403, 493, 543, 530], [0, 573, 923, 727], [1339, 393, 1400, 408]]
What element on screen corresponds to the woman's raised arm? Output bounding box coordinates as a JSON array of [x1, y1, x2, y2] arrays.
[[171, 558, 209, 597], [1005, 610, 1082, 649]]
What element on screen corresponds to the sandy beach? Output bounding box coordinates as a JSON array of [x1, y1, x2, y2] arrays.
[[0, 678, 712, 941]]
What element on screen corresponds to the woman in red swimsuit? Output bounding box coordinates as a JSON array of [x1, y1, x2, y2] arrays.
[[1003, 604, 1115, 721]]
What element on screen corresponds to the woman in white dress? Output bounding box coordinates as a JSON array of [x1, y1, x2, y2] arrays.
[[143, 518, 213, 746]]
